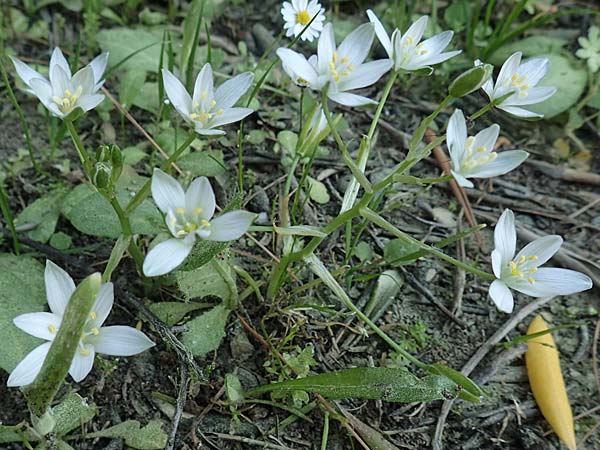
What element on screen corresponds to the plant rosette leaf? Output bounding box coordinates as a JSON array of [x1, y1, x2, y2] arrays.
[[181, 303, 230, 357], [86, 420, 167, 450], [247, 367, 459, 403]]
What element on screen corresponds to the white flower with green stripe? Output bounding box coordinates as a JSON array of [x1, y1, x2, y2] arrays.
[[162, 63, 254, 135], [10, 47, 108, 119], [447, 109, 529, 188], [7, 261, 154, 387], [489, 209, 592, 313], [143, 169, 256, 276]]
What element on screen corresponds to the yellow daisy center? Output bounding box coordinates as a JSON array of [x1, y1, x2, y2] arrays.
[[297, 10, 311, 25]]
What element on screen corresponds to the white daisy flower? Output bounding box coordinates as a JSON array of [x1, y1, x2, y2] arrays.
[[281, 0, 326, 42]]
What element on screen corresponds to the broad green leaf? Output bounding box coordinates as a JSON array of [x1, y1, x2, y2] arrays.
[[181, 303, 230, 357], [489, 36, 568, 64], [0, 255, 46, 373], [0, 424, 22, 444], [119, 69, 147, 109], [354, 241, 373, 262], [176, 259, 237, 304], [148, 302, 211, 326], [277, 130, 298, 154], [86, 420, 167, 450], [15, 188, 67, 243], [132, 82, 160, 113], [61, 184, 162, 238], [52, 392, 97, 435], [49, 232, 72, 250], [225, 373, 244, 404], [306, 177, 330, 204], [427, 363, 486, 402], [96, 28, 163, 72], [178, 150, 227, 177], [526, 54, 587, 119], [247, 367, 458, 402]]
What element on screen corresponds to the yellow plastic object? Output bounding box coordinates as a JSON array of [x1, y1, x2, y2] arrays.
[[525, 315, 576, 450]]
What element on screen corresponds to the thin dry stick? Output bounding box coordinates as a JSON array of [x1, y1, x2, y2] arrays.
[[206, 432, 295, 450], [432, 296, 555, 450], [165, 360, 190, 450], [593, 319, 600, 396], [100, 86, 183, 175]]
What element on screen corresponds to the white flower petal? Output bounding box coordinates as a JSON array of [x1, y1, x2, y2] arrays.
[[76, 94, 104, 112], [90, 283, 114, 328], [447, 109, 467, 166], [415, 50, 461, 68], [514, 235, 562, 267], [151, 168, 186, 214], [337, 59, 392, 91], [71, 66, 95, 95], [10, 56, 44, 88], [505, 86, 556, 106], [495, 52, 522, 94], [338, 23, 374, 67], [277, 48, 318, 86], [450, 169, 474, 188], [214, 72, 254, 109], [472, 123, 500, 153], [510, 267, 592, 297], [497, 105, 542, 118], [419, 31, 453, 55], [494, 209, 516, 265], [143, 237, 195, 276], [367, 9, 393, 57], [45, 260, 76, 316], [489, 279, 514, 313], [29, 77, 54, 105], [209, 107, 253, 128], [518, 57, 550, 86], [468, 150, 528, 178], [7, 342, 52, 387], [69, 346, 95, 382], [192, 63, 214, 109], [491, 249, 503, 278], [161, 69, 192, 118], [185, 176, 215, 220], [49, 47, 71, 82], [328, 91, 376, 106], [317, 23, 336, 74], [403, 16, 428, 46], [95, 326, 155, 356], [50, 64, 71, 99], [89, 52, 109, 86], [13, 312, 62, 341], [195, 127, 226, 136], [206, 211, 255, 241]]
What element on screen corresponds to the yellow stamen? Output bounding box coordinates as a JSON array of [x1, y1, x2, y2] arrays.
[[200, 219, 211, 227], [476, 146, 486, 153], [529, 267, 538, 274], [79, 347, 90, 356], [176, 207, 186, 215], [528, 277, 535, 284], [296, 9, 311, 25], [90, 311, 97, 320], [201, 90, 207, 100], [193, 207, 203, 215], [528, 255, 538, 261], [193, 101, 199, 108], [210, 100, 217, 108], [48, 324, 57, 334], [91, 327, 100, 336], [332, 52, 338, 63], [519, 255, 526, 264], [340, 56, 349, 64], [419, 49, 428, 55], [216, 108, 224, 115]]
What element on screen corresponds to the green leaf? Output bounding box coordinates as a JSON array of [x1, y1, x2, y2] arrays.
[[384, 239, 420, 265], [15, 188, 67, 243], [363, 270, 403, 323], [119, 69, 147, 109], [132, 82, 160, 113], [96, 28, 163, 73], [181, 303, 230, 357], [525, 54, 587, 119], [427, 363, 486, 402], [86, 420, 167, 450], [176, 259, 237, 304], [0, 255, 46, 373], [247, 367, 458, 403], [277, 130, 298, 154], [489, 36, 568, 64], [306, 177, 330, 204], [52, 392, 97, 435], [148, 302, 211, 326], [0, 424, 23, 444], [178, 150, 227, 177], [225, 373, 244, 404], [49, 232, 72, 250], [61, 184, 162, 238]]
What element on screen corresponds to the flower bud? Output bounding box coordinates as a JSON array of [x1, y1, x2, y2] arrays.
[[449, 64, 492, 98], [95, 145, 111, 163], [109, 145, 123, 183], [92, 162, 112, 190]]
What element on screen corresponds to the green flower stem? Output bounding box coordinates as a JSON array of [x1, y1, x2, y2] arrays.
[[469, 102, 495, 121], [66, 121, 145, 273], [321, 89, 372, 193], [407, 94, 454, 159], [360, 207, 496, 281], [367, 71, 399, 140], [125, 131, 196, 214], [305, 253, 427, 369], [0, 181, 19, 254], [64, 119, 94, 179], [25, 273, 101, 418]]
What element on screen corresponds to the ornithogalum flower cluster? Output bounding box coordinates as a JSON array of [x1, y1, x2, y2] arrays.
[[143, 169, 256, 276], [162, 63, 254, 135], [477, 52, 556, 118], [8, 261, 154, 387], [447, 109, 529, 188], [366, 11, 460, 72], [11, 47, 108, 119], [277, 22, 393, 106], [489, 210, 592, 313]]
